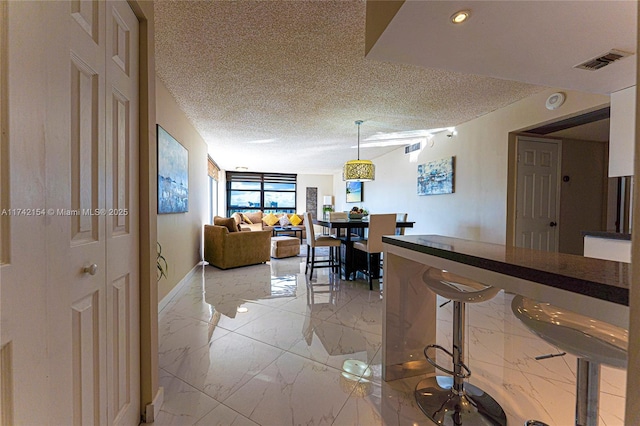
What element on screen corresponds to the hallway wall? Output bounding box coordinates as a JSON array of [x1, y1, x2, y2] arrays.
[[156, 78, 209, 301]]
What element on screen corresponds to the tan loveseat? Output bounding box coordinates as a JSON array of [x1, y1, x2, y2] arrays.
[[231, 211, 307, 239], [204, 223, 271, 269]]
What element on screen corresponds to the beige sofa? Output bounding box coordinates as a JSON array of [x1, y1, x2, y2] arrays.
[[231, 211, 307, 239], [204, 224, 271, 269]]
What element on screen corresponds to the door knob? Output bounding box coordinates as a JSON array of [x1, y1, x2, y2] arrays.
[[549, 222, 557, 227], [83, 263, 98, 275]]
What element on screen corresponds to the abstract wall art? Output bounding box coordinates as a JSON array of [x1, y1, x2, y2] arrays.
[[157, 125, 189, 213], [417, 156, 455, 196]]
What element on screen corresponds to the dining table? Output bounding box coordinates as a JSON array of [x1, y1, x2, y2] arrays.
[[313, 216, 415, 280]]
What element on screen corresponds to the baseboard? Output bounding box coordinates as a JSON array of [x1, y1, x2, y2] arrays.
[[158, 262, 205, 313], [142, 386, 164, 423]]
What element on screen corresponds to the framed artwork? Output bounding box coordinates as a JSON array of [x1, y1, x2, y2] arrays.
[[157, 124, 189, 213], [417, 156, 455, 195], [306, 187, 317, 220], [346, 181, 363, 203]]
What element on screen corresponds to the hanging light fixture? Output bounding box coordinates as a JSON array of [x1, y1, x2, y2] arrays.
[[343, 120, 375, 182]]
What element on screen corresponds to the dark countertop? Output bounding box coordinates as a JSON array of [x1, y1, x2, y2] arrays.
[[581, 231, 632, 241], [382, 235, 630, 306]]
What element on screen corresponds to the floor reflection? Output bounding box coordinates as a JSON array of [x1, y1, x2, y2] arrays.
[[153, 253, 626, 426]]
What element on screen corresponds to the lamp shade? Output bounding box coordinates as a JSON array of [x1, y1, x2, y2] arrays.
[[343, 120, 375, 182], [323, 196, 333, 205], [343, 160, 375, 182]]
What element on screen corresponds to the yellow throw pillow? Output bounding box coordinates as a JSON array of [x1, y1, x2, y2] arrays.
[[289, 213, 302, 226], [262, 212, 279, 226], [241, 213, 253, 224]]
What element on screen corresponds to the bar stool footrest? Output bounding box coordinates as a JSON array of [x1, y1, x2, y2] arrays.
[[424, 344, 471, 379]]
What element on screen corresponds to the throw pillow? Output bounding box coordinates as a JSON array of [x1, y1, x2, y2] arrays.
[[289, 213, 302, 226], [241, 213, 253, 224], [245, 211, 263, 224], [231, 212, 243, 228], [279, 214, 291, 226], [214, 216, 238, 233], [262, 212, 279, 226]]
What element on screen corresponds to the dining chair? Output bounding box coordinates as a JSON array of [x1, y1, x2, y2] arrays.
[[329, 211, 361, 239], [352, 213, 396, 290], [395, 213, 408, 235], [303, 212, 342, 279], [329, 212, 348, 220], [328, 212, 348, 237]]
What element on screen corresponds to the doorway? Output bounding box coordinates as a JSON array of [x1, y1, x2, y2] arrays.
[[509, 110, 611, 254]]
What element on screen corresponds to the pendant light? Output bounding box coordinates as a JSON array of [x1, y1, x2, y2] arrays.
[[343, 120, 375, 182]]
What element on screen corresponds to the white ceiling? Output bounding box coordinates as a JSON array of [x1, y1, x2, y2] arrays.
[[153, 1, 636, 175], [368, 1, 637, 95]]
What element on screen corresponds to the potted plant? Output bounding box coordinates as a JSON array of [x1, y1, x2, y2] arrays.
[[157, 242, 168, 281], [322, 205, 334, 220]]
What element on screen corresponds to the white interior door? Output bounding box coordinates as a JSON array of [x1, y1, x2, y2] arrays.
[[515, 136, 561, 251], [1, 1, 139, 424], [47, 2, 108, 423]]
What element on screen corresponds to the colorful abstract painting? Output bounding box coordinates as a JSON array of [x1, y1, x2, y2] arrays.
[[417, 157, 454, 195], [158, 125, 189, 213]]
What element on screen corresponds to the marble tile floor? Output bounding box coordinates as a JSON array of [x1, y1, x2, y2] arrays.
[[150, 251, 626, 426]]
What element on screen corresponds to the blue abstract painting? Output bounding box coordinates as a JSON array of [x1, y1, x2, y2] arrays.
[[158, 125, 189, 213], [417, 157, 454, 196]]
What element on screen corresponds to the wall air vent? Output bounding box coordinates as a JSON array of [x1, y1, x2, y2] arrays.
[[405, 142, 422, 154], [574, 49, 633, 71]]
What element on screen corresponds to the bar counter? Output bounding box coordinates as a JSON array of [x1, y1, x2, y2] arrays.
[[381, 234, 630, 381]]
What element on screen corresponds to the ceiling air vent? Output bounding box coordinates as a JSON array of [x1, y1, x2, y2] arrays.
[[574, 49, 633, 71], [405, 142, 422, 154]]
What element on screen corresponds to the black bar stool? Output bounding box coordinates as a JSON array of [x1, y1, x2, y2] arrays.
[[415, 268, 507, 426]]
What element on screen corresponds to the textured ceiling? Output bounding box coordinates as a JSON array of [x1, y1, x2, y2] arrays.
[[154, 0, 546, 175]]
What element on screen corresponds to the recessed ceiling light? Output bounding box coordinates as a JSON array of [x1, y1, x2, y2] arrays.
[[451, 10, 470, 24]]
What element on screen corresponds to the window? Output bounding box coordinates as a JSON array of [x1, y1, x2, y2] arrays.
[[226, 172, 297, 216]]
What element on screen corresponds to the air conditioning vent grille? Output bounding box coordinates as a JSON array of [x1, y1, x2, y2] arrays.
[[405, 142, 422, 154], [574, 49, 633, 71]]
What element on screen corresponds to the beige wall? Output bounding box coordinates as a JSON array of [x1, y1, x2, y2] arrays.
[[333, 88, 610, 244], [297, 174, 333, 219], [156, 78, 208, 301]]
